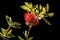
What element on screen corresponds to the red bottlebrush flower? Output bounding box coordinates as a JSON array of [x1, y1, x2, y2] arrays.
[[24, 12, 39, 27]]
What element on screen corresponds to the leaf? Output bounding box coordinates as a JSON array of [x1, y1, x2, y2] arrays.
[[1, 28, 6, 36], [36, 9, 39, 13], [39, 13, 44, 18], [43, 18, 51, 25], [12, 22, 21, 28], [43, 13, 49, 18], [11, 25, 17, 28], [39, 4, 43, 10], [25, 2, 32, 8], [18, 36, 24, 40], [39, 7, 46, 18], [7, 36, 12, 38], [13, 22, 21, 25], [32, 4, 38, 11], [7, 33, 15, 38], [23, 31, 28, 38], [28, 37, 33, 40], [46, 3, 49, 12], [23, 32, 25, 37], [47, 13, 54, 17], [20, 5, 31, 12], [7, 30, 12, 35], [5, 38, 9, 40], [0, 32, 4, 37], [41, 7, 46, 14], [5, 15, 12, 26]]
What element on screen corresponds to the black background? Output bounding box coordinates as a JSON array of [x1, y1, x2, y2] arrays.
[[0, 0, 59, 40]]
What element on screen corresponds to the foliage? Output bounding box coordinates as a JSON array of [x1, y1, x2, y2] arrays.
[[0, 15, 21, 40], [20, 2, 54, 25], [0, 2, 54, 40]]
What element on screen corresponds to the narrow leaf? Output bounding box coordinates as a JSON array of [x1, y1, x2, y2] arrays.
[[18, 36, 24, 40], [20, 5, 31, 12], [23, 31, 27, 38], [13, 22, 21, 25], [36, 9, 39, 13], [39, 4, 43, 10], [12, 25, 17, 28], [5, 15, 12, 26], [5, 38, 9, 40], [0, 32, 4, 37], [46, 3, 49, 12], [47, 13, 54, 17], [25, 2, 32, 8], [23, 32, 25, 37], [28, 37, 33, 40], [39, 7, 46, 18], [1, 28, 6, 35], [43, 18, 51, 25], [41, 7, 46, 14], [32, 4, 38, 11], [7, 33, 15, 38], [12, 22, 21, 28], [7, 36, 12, 38], [7, 30, 12, 35], [39, 13, 44, 18]]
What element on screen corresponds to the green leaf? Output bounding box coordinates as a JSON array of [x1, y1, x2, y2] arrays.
[[7, 33, 15, 38], [13, 22, 21, 25], [47, 13, 54, 17], [36, 9, 39, 13], [39, 8, 46, 18], [43, 13, 49, 18], [7, 30, 12, 35], [23, 32, 25, 37], [11, 25, 17, 28], [41, 7, 46, 14], [5, 15, 12, 26], [39, 4, 43, 10], [23, 31, 27, 38], [46, 3, 49, 12], [43, 18, 51, 25], [1, 28, 6, 35], [25, 2, 32, 8], [12, 22, 21, 28], [32, 4, 38, 11], [5, 38, 9, 40], [28, 37, 33, 40], [39, 13, 44, 18], [7, 36, 12, 38], [0, 32, 4, 37], [18, 36, 24, 40], [20, 5, 31, 12]]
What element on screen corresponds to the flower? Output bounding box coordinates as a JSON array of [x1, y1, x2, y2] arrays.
[[24, 12, 39, 27]]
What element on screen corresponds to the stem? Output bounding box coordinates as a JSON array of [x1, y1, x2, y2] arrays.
[[26, 26, 32, 40], [3, 37, 6, 40], [6, 25, 11, 31], [28, 27, 31, 36]]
